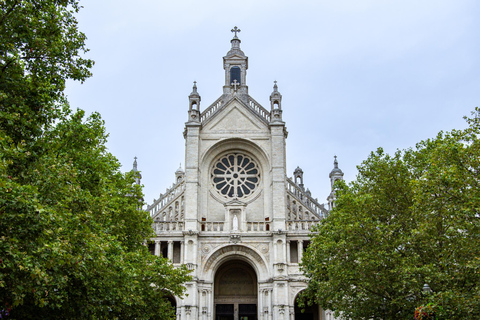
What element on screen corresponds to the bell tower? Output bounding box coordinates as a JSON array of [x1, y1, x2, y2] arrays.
[[223, 26, 248, 97]]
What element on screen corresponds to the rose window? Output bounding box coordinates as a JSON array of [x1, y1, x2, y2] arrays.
[[212, 153, 260, 198]]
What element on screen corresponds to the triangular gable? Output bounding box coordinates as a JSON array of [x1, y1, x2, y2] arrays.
[[202, 96, 269, 133]]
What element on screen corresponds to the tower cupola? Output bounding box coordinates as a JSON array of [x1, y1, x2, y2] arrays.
[[327, 156, 344, 210], [223, 26, 248, 96], [329, 155, 344, 188]]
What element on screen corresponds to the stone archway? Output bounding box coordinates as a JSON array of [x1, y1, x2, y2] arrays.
[[214, 260, 258, 320]]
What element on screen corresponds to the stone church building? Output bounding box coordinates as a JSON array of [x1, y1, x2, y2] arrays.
[[145, 28, 344, 320]]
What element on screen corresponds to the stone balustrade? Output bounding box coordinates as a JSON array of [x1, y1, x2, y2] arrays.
[[286, 220, 319, 231], [153, 221, 185, 234], [147, 180, 185, 216], [246, 221, 270, 232], [199, 221, 271, 232], [286, 178, 328, 219], [248, 97, 271, 122], [201, 221, 225, 232], [200, 97, 223, 122]]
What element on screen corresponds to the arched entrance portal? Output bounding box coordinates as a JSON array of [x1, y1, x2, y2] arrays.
[[294, 292, 320, 320], [214, 260, 258, 320]]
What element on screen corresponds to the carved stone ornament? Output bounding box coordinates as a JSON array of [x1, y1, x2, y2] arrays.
[[230, 233, 242, 243], [202, 245, 211, 254], [186, 263, 196, 270], [275, 263, 286, 273], [183, 230, 199, 236]]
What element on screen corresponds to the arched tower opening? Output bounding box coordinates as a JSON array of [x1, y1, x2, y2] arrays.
[[230, 66, 241, 85], [214, 259, 258, 320]]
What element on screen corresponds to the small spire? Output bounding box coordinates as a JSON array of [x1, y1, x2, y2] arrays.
[[270, 80, 283, 113], [329, 155, 344, 179], [176, 163, 183, 172], [227, 26, 244, 56], [133, 156, 142, 185], [190, 81, 199, 96], [133, 156, 138, 172]]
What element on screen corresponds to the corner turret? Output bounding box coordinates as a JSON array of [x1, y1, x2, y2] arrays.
[[175, 163, 185, 183], [188, 81, 201, 122], [133, 156, 142, 185], [293, 166, 304, 190], [327, 156, 344, 210], [270, 81, 283, 122]]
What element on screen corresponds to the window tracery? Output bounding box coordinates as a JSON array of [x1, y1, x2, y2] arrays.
[[211, 153, 260, 199]]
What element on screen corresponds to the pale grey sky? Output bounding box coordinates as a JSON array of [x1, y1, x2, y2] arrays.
[[66, 0, 480, 206]]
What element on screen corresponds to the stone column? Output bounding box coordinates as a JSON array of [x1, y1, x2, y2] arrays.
[[298, 240, 303, 263], [154, 240, 161, 256], [269, 289, 273, 320], [258, 289, 263, 320], [273, 240, 277, 262], [286, 241, 290, 263], [168, 240, 174, 261], [207, 289, 212, 319], [180, 240, 184, 264]]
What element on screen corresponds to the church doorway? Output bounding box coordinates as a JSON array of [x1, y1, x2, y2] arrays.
[[214, 260, 258, 320], [294, 292, 320, 320]]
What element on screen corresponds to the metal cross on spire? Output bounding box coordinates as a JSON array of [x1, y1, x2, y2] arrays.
[[231, 26, 241, 37]]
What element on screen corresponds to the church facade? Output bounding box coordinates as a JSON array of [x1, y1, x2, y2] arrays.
[[146, 28, 343, 320]]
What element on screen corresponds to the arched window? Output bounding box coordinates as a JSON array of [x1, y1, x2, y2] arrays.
[[230, 66, 241, 85]]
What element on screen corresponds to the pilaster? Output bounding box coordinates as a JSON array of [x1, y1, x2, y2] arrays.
[[184, 123, 201, 231], [269, 121, 287, 231]]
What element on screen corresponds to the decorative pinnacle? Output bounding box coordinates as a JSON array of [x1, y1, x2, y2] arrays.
[[133, 156, 138, 171], [273, 80, 278, 91], [334, 155, 338, 168], [192, 81, 197, 92], [231, 26, 241, 38]]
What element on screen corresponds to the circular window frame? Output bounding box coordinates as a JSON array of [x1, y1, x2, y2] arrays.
[[211, 153, 261, 200]]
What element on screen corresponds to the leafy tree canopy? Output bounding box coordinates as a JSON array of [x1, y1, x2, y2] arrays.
[[1, 1, 190, 319], [301, 109, 480, 320]]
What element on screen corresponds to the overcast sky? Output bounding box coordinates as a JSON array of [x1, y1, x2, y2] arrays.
[[65, 0, 480, 206]]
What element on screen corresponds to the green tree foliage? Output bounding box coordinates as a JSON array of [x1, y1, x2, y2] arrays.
[[0, 1, 190, 319], [301, 110, 480, 320]]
